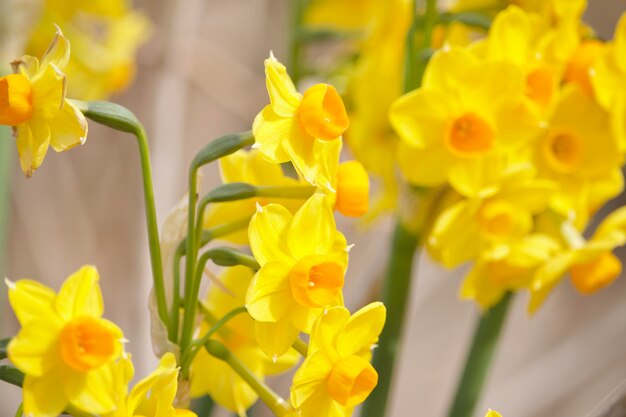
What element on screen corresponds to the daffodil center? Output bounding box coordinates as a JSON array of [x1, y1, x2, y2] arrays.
[[526, 66, 555, 107], [335, 161, 369, 217], [570, 252, 622, 294], [541, 129, 583, 173], [445, 112, 494, 156], [478, 200, 515, 238], [565, 40, 604, 96], [326, 356, 378, 407], [59, 316, 117, 372], [0, 74, 33, 126], [298, 83, 349, 141], [289, 256, 344, 308]]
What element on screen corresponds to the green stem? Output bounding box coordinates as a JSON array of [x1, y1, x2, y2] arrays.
[[180, 132, 254, 356], [289, 0, 307, 85], [361, 222, 421, 417], [205, 340, 291, 417], [191, 396, 214, 417], [446, 293, 512, 417], [292, 338, 309, 357], [77, 101, 168, 329], [168, 244, 185, 342]]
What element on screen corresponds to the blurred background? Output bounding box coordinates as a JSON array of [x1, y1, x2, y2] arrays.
[[2, 1, 626, 416]]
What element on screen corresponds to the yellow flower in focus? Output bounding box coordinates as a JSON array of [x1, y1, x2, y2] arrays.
[[290, 302, 385, 417], [390, 47, 540, 195], [203, 149, 304, 244], [253, 53, 347, 189], [26, 0, 151, 100], [4, 28, 88, 177], [191, 266, 299, 415], [461, 235, 560, 310], [106, 352, 195, 417], [530, 207, 626, 312], [7, 265, 125, 417], [246, 193, 348, 358], [428, 169, 554, 268]]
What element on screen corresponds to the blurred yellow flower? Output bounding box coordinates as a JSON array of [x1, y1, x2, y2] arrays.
[[246, 193, 348, 358], [191, 266, 298, 415], [304, 0, 375, 31], [26, 0, 151, 100], [253, 53, 346, 189], [7, 265, 124, 417], [290, 302, 385, 417], [4, 28, 87, 177]]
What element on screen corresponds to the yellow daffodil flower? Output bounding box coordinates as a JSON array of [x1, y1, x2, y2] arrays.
[[7, 265, 125, 417], [252, 53, 347, 189], [390, 47, 541, 195], [461, 235, 560, 310], [428, 169, 555, 268], [203, 149, 304, 244], [530, 207, 626, 312], [246, 193, 348, 358], [290, 302, 386, 417], [191, 266, 298, 415], [26, 0, 151, 100], [304, 0, 375, 31], [485, 411, 503, 417], [106, 352, 196, 417], [533, 85, 623, 227], [3, 28, 88, 177]]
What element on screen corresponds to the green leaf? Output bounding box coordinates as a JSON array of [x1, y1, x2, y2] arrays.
[[0, 365, 24, 388], [0, 337, 10, 360]]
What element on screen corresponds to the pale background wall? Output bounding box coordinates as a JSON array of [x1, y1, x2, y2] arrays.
[[1, 1, 626, 416]]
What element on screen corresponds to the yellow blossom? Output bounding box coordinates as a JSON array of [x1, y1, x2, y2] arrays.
[[191, 266, 298, 415], [3, 28, 88, 177], [304, 0, 375, 31], [390, 46, 541, 195], [246, 193, 348, 358], [106, 353, 196, 417], [290, 302, 385, 417], [7, 265, 125, 417], [252, 53, 347, 189]]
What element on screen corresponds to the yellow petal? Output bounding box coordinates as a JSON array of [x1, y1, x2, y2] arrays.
[[389, 88, 451, 148], [31, 64, 65, 120], [49, 100, 88, 152], [246, 260, 293, 322], [308, 306, 350, 359], [23, 370, 69, 417], [41, 27, 71, 70], [338, 302, 386, 358], [6, 278, 56, 325], [287, 193, 338, 259], [127, 353, 178, 417], [67, 363, 119, 415], [264, 54, 301, 117], [15, 123, 50, 177], [397, 142, 451, 187], [56, 265, 104, 321], [8, 318, 62, 377], [248, 203, 293, 265], [255, 315, 300, 358], [204, 201, 255, 245], [290, 350, 333, 408], [252, 105, 291, 163], [281, 125, 320, 184]]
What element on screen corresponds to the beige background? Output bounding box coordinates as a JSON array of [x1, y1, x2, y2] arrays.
[[2, 1, 626, 416]]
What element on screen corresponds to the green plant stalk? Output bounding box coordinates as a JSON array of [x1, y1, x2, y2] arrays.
[[205, 340, 291, 417], [180, 132, 254, 356], [361, 222, 421, 417], [78, 101, 168, 329], [292, 338, 309, 357], [446, 293, 512, 417], [289, 0, 307, 85]]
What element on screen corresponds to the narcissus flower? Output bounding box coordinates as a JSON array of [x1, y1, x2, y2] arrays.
[[4, 28, 88, 177], [7, 265, 124, 417], [246, 193, 348, 358], [105, 353, 196, 417], [253, 53, 347, 189], [191, 266, 298, 415], [290, 302, 385, 417]]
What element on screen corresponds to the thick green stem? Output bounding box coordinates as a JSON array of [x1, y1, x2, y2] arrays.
[[292, 338, 309, 357], [362, 222, 421, 417], [205, 340, 291, 417], [446, 293, 512, 417]]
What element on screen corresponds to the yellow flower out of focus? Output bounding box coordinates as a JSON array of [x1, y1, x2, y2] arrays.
[[246, 193, 348, 358], [6, 265, 124, 417], [290, 302, 386, 417], [26, 0, 151, 100], [191, 266, 298, 415], [2, 28, 88, 177], [106, 352, 196, 417], [253, 53, 347, 189]]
